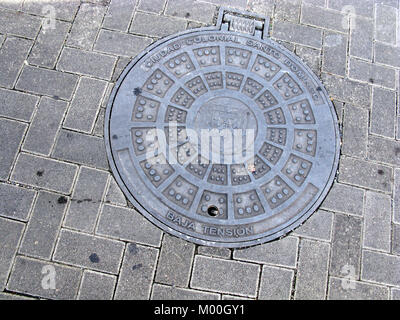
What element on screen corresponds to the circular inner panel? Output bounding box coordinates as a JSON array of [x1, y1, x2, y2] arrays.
[[105, 29, 340, 248]]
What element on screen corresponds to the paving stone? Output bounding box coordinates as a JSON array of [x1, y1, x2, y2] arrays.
[[233, 236, 298, 268], [191, 255, 260, 297], [0, 118, 27, 180], [302, 0, 326, 6], [63, 77, 107, 133], [328, 277, 389, 300], [197, 246, 231, 259], [294, 239, 330, 300], [0, 0, 23, 10], [338, 156, 392, 192], [22, 0, 80, 21], [327, 0, 374, 18], [363, 191, 391, 252], [138, 0, 166, 13], [94, 29, 153, 57], [321, 73, 370, 107], [375, 42, 400, 68], [332, 100, 344, 123], [28, 20, 70, 69], [96, 204, 163, 247], [0, 37, 32, 88], [151, 283, 220, 300], [52, 129, 109, 169], [67, 3, 107, 49], [247, 0, 275, 16], [349, 58, 396, 89], [375, 4, 397, 44], [329, 213, 362, 277], [105, 177, 127, 206], [18, 191, 67, 260], [63, 167, 108, 233], [58, 47, 117, 81], [53, 229, 125, 274], [395, 169, 400, 224], [111, 56, 130, 82], [130, 12, 187, 37], [301, 4, 347, 32], [292, 209, 332, 241], [0, 217, 24, 290], [16, 66, 78, 101], [393, 224, 400, 255], [375, 0, 399, 8], [274, 0, 300, 22], [103, 0, 136, 32], [6, 256, 81, 300], [295, 45, 321, 76], [0, 183, 35, 221], [11, 153, 78, 194], [258, 265, 294, 300], [368, 135, 400, 166], [114, 243, 158, 299], [371, 87, 396, 138], [323, 31, 347, 76], [349, 16, 373, 60], [321, 183, 364, 216], [273, 20, 322, 48], [0, 292, 35, 300], [0, 8, 41, 39], [342, 104, 368, 158], [78, 270, 116, 300], [0, 88, 39, 122], [155, 234, 195, 286], [165, 0, 216, 24], [22, 97, 67, 156], [361, 250, 400, 286]]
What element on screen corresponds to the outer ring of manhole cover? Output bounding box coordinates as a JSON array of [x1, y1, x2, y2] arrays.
[[105, 10, 340, 248]]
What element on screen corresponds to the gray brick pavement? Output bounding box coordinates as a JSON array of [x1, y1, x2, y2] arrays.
[[0, 0, 399, 301]]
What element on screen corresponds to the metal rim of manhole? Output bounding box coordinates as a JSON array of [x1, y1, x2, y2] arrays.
[[105, 7, 340, 248]]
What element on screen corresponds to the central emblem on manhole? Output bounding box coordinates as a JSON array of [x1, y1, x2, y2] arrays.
[[105, 8, 340, 247]]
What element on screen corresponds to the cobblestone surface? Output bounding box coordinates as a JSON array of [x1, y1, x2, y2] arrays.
[[0, 0, 399, 300]]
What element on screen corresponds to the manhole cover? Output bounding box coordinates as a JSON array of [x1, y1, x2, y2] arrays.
[[105, 8, 340, 248]]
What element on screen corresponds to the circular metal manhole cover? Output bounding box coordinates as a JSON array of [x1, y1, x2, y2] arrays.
[[105, 8, 340, 248]]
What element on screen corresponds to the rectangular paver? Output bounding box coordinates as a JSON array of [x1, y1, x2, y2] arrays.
[[165, 0, 216, 24], [375, 42, 400, 68], [103, 0, 137, 32], [63, 167, 108, 233], [0, 37, 32, 88], [19, 191, 67, 260], [130, 12, 187, 37], [328, 277, 388, 300], [11, 153, 78, 194], [138, 0, 166, 13], [155, 234, 195, 287], [301, 4, 347, 32], [323, 31, 347, 76], [292, 209, 333, 241], [375, 4, 397, 44], [16, 66, 79, 101], [274, 0, 301, 22], [0, 8, 41, 38], [0, 217, 24, 290], [57, 47, 117, 81], [114, 243, 158, 300], [349, 58, 396, 89], [22, 0, 80, 21], [330, 213, 362, 277], [368, 135, 400, 166], [363, 191, 391, 252], [342, 104, 368, 158], [259, 265, 294, 300], [395, 168, 400, 224], [0, 118, 27, 180], [52, 129, 109, 169], [361, 250, 400, 287], [96, 204, 163, 247], [294, 239, 330, 300], [273, 20, 322, 48], [53, 229, 125, 274], [328, 0, 374, 18], [63, 77, 107, 133], [349, 16, 373, 60], [338, 156, 392, 192], [151, 283, 220, 300], [22, 97, 67, 156], [0, 88, 39, 121], [77, 270, 116, 300], [234, 236, 298, 268], [371, 87, 396, 138], [0, 183, 35, 221], [7, 256, 81, 300], [191, 255, 260, 297]]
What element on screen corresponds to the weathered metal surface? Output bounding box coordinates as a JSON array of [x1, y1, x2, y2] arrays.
[[105, 8, 340, 248]]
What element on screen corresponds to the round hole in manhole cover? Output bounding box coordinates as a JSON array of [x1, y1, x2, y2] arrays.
[[105, 8, 340, 248]]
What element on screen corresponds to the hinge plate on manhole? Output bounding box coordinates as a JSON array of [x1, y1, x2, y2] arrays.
[[105, 7, 340, 248]]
